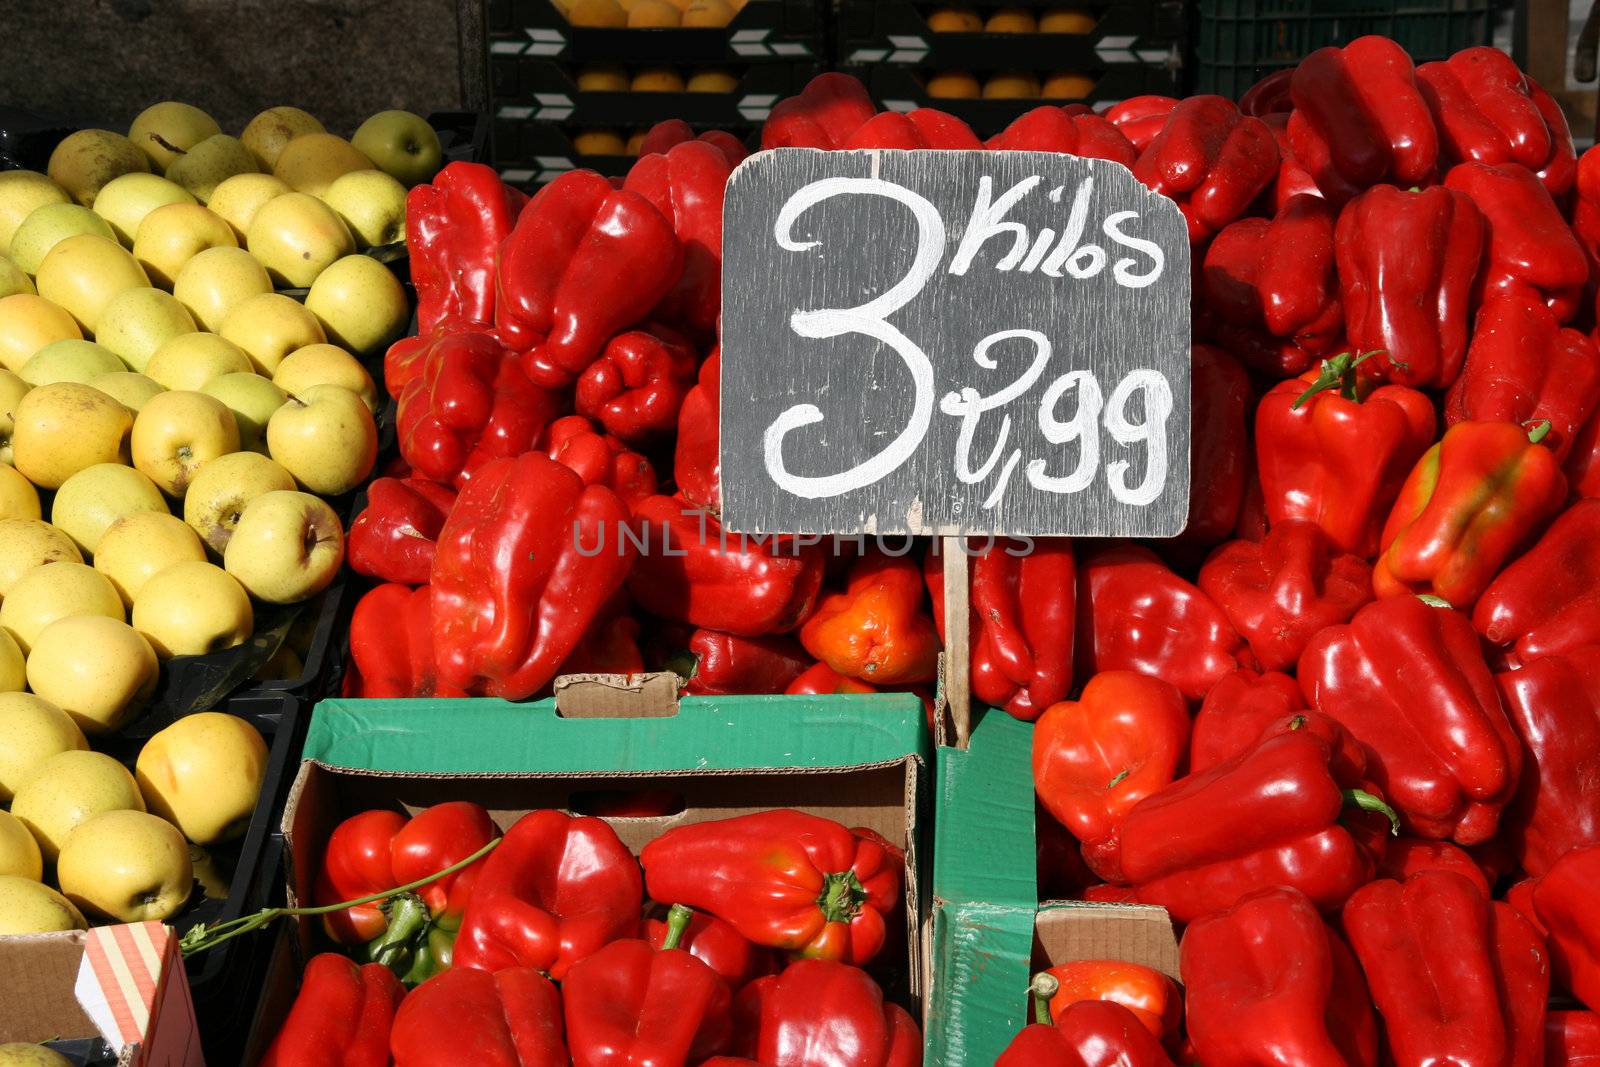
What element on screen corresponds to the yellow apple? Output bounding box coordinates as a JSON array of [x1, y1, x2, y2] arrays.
[[33, 234, 150, 332], [0, 466, 38, 521], [172, 244, 271, 331], [321, 169, 407, 247], [131, 560, 252, 659], [8, 203, 117, 274], [94, 511, 206, 604], [246, 192, 354, 289], [11, 382, 133, 489], [218, 291, 326, 373], [57, 809, 191, 922], [47, 129, 149, 208], [273, 133, 372, 197], [0, 876, 85, 934], [165, 134, 259, 203], [129, 102, 222, 170], [182, 451, 295, 554], [19, 338, 124, 385], [0, 561, 124, 654], [131, 389, 239, 497], [0, 255, 33, 298], [87, 371, 163, 412], [304, 254, 407, 356], [10, 748, 144, 862], [136, 711, 266, 845], [207, 173, 290, 242], [274, 343, 378, 411], [50, 462, 168, 555], [0, 170, 69, 257], [266, 384, 377, 495], [92, 286, 197, 373], [0, 810, 41, 880], [92, 172, 196, 246], [224, 490, 344, 603], [0, 692, 87, 801], [0, 369, 29, 464], [241, 106, 325, 171], [0, 629, 22, 691], [145, 332, 253, 391], [26, 615, 158, 735], [0, 519, 81, 599], [200, 372, 288, 453], [352, 110, 443, 187], [0, 293, 80, 372], [132, 202, 237, 287]]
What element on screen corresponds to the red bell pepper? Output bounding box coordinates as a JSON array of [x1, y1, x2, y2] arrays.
[[1418, 47, 1577, 195], [1032, 671, 1190, 883], [1446, 292, 1600, 462], [1377, 836, 1494, 896], [454, 809, 642, 979], [432, 452, 634, 699], [1476, 500, 1600, 665], [761, 73, 879, 150], [1446, 160, 1589, 321], [1288, 36, 1438, 201], [1198, 520, 1372, 672], [800, 549, 940, 686], [985, 106, 1138, 166], [349, 583, 466, 700], [640, 810, 901, 966], [1188, 669, 1308, 774], [1334, 184, 1485, 388], [840, 108, 983, 151], [1496, 646, 1600, 877], [925, 538, 1075, 720], [1177, 344, 1253, 547], [781, 662, 936, 726], [574, 327, 699, 445], [1181, 886, 1379, 1067], [1131, 96, 1278, 243], [544, 414, 658, 513], [407, 162, 526, 333], [1572, 414, 1600, 501], [1240, 69, 1295, 117], [628, 494, 824, 638], [996, 992, 1176, 1067], [623, 140, 732, 337], [1041, 960, 1180, 1040], [563, 906, 733, 1067], [675, 346, 720, 511], [1299, 595, 1523, 845], [1374, 420, 1567, 608], [1105, 96, 1179, 152], [669, 629, 810, 696], [1262, 112, 1322, 211], [496, 169, 683, 388], [396, 327, 562, 487], [1535, 843, 1600, 1011], [729, 959, 921, 1067], [260, 953, 404, 1067], [560, 596, 645, 677], [641, 907, 777, 990], [347, 477, 457, 586], [1075, 544, 1254, 703], [637, 120, 747, 167], [1548, 1012, 1600, 1064], [1343, 870, 1550, 1067], [391, 966, 566, 1067]]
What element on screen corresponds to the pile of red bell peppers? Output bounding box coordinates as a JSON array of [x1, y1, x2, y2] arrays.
[[261, 803, 917, 1066]]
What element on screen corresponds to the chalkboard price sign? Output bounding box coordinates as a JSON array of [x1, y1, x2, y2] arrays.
[[719, 149, 1192, 538]]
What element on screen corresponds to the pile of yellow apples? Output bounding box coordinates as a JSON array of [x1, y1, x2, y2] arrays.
[[558, 0, 746, 29]]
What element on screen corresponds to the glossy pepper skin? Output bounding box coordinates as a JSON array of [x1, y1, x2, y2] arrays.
[[432, 452, 634, 699], [544, 414, 658, 513], [1288, 36, 1438, 201], [628, 494, 824, 638], [407, 162, 526, 333], [1199, 521, 1372, 672], [1548, 1012, 1600, 1064], [641, 908, 777, 989], [985, 105, 1138, 166], [1255, 350, 1437, 557], [1343, 871, 1550, 1067], [454, 810, 642, 979], [563, 907, 733, 1067], [640, 810, 901, 966], [1180, 344, 1254, 546], [1475, 500, 1600, 664], [1181, 886, 1379, 1067], [1378, 836, 1494, 896], [1335, 184, 1485, 388], [840, 108, 983, 151], [1570, 414, 1600, 501], [1446, 161, 1589, 320], [1043, 960, 1181, 1040], [671, 629, 810, 697], [1106, 96, 1180, 151], [1075, 544, 1254, 703], [1189, 669, 1309, 774], [496, 169, 683, 389], [1374, 421, 1567, 608], [1536, 844, 1600, 1011], [623, 140, 733, 337], [391, 966, 567, 1067], [1132, 96, 1278, 243], [1496, 648, 1600, 877], [1418, 48, 1577, 195], [260, 953, 404, 1067], [1032, 671, 1191, 883], [347, 476, 457, 585], [674, 346, 720, 511], [574, 327, 699, 445], [349, 583, 466, 699], [995, 995, 1175, 1067], [637, 120, 748, 167], [800, 550, 940, 686], [760, 73, 879, 150], [1300, 596, 1522, 845], [729, 959, 922, 1067]]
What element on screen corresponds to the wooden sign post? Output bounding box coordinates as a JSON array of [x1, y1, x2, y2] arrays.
[[719, 149, 1192, 744]]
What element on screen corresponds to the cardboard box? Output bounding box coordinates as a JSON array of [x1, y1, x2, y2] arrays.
[[0, 923, 204, 1067], [928, 708, 1178, 1064]]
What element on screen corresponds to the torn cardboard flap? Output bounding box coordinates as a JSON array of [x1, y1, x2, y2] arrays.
[[553, 671, 680, 718], [1033, 902, 1181, 980]]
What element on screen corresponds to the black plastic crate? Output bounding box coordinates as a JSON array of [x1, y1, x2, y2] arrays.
[[487, 0, 822, 64], [492, 117, 659, 185], [1192, 0, 1493, 97]]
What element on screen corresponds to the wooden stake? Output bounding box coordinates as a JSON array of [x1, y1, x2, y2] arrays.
[[941, 537, 972, 748]]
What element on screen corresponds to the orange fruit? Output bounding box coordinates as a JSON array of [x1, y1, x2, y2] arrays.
[[628, 0, 681, 26], [631, 67, 687, 92], [926, 72, 983, 99], [576, 65, 629, 91], [984, 71, 1042, 99], [1040, 7, 1097, 33], [1042, 72, 1097, 99], [687, 69, 740, 92], [927, 6, 983, 32], [573, 129, 627, 154], [985, 7, 1038, 32]]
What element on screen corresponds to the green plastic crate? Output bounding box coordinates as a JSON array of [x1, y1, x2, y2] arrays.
[[1192, 0, 1494, 98]]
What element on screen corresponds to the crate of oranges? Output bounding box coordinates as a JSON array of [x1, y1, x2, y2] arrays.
[[486, 0, 823, 64]]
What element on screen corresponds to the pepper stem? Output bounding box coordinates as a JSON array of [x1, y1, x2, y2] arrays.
[[1416, 594, 1452, 609], [366, 892, 429, 971], [1291, 350, 1384, 409], [662, 904, 695, 952], [1526, 419, 1553, 445], [817, 870, 870, 923], [1343, 789, 1402, 836], [1030, 972, 1060, 1026]]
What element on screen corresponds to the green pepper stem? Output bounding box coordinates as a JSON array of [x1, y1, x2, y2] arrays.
[[366, 892, 429, 970], [663, 904, 695, 952], [1527, 419, 1553, 445], [1291, 350, 1384, 409], [1416, 594, 1453, 609], [1343, 789, 1402, 836], [817, 870, 869, 923], [1030, 972, 1060, 1026]]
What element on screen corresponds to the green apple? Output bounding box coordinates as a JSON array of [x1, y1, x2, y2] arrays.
[[320, 169, 407, 247], [94, 511, 205, 605], [33, 234, 150, 333], [0, 560, 124, 655], [246, 192, 354, 288], [93, 287, 196, 372], [132, 202, 236, 288], [51, 462, 168, 555], [8, 202, 117, 274], [19, 339, 124, 386], [240, 106, 325, 170], [201, 372, 287, 452], [46, 130, 149, 208], [304, 254, 407, 356], [128, 102, 222, 171], [130, 389, 239, 497], [87, 371, 163, 412], [206, 172, 289, 242], [0, 170, 69, 257], [182, 451, 295, 553], [266, 383, 377, 495], [351, 110, 443, 187], [217, 291, 326, 373], [92, 172, 195, 246], [131, 560, 252, 659], [145, 332, 253, 391], [165, 134, 259, 203], [274, 343, 378, 412], [273, 133, 372, 197], [0, 255, 32, 298], [9, 747, 142, 862], [223, 489, 343, 603], [172, 245, 271, 332]]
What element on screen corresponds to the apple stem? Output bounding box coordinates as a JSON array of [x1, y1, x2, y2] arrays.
[[149, 133, 186, 155]]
